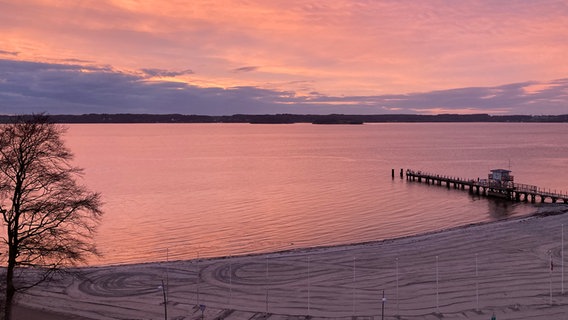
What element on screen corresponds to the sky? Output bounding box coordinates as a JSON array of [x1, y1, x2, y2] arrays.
[[1, 0, 567, 115]]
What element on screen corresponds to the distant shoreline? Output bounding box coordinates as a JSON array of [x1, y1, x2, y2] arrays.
[[1, 113, 567, 124]]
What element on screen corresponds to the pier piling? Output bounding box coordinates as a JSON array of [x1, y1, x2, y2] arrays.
[[405, 169, 568, 204]]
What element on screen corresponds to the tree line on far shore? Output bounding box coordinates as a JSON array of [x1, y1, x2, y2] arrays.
[[0, 113, 567, 124]]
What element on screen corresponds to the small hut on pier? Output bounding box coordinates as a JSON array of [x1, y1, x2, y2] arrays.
[[485, 169, 515, 199], [489, 169, 513, 181]]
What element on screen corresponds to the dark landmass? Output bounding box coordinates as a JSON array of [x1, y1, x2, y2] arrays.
[[312, 118, 364, 125], [0, 113, 567, 124]]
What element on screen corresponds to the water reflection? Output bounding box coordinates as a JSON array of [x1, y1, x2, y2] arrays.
[[487, 198, 518, 219], [63, 123, 566, 265]]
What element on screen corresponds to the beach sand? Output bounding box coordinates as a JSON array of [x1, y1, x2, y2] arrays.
[[13, 305, 93, 320], [15, 205, 568, 320]]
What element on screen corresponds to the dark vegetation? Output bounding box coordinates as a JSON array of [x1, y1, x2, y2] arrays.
[[0, 115, 102, 320], [0, 113, 566, 124]]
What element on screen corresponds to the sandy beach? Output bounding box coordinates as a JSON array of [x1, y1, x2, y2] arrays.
[[15, 205, 568, 320]]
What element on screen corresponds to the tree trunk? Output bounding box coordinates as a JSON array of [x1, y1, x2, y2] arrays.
[[4, 254, 15, 320], [4, 226, 17, 320]]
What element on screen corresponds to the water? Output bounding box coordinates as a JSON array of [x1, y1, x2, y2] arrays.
[[64, 123, 568, 265]]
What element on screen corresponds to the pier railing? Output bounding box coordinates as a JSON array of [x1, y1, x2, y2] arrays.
[[405, 169, 568, 204]]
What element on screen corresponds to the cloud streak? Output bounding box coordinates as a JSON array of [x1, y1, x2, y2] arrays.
[[0, 50, 19, 56], [0, 59, 565, 115], [232, 66, 259, 73], [140, 68, 194, 78]]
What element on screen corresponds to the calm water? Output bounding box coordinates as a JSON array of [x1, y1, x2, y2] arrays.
[[65, 123, 568, 265]]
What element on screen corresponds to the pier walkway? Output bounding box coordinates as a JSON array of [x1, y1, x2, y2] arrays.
[[405, 169, 568, 204]]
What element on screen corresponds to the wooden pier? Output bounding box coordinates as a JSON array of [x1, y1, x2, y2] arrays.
[[405, 169, 568, 204]]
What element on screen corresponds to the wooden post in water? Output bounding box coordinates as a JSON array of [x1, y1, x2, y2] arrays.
[[392, 169, 395, 179], [400, 168, 404, 179]]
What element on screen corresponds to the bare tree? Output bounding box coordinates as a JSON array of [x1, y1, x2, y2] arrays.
[[0, 114, 102, 320]]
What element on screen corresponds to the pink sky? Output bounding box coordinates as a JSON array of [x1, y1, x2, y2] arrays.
[[1, 0, 567, 114]]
